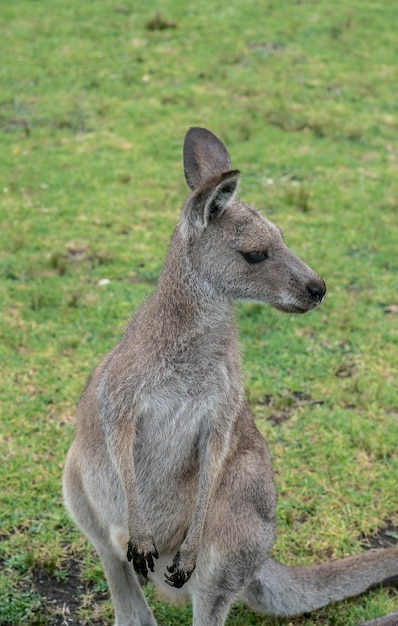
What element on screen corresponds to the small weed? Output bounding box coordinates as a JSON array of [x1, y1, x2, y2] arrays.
[[146, 13, 177, 31], [285, 181, 311, 212], [345, 125, 363, 141], [49, 251, 67, 275]]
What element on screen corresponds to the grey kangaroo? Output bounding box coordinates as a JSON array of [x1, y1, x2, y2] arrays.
[[63, 127, 398, 626]]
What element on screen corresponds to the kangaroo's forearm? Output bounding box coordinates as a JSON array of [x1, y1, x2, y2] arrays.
[[183, 426, 233, 550], [100, 407, 158, 578]]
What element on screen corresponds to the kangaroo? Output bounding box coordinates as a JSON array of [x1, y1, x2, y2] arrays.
[[63, 127, 398, 626]]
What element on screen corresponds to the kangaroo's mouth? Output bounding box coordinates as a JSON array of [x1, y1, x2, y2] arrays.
[[271, 296, 322, 315], [276, 304, 311, 314]]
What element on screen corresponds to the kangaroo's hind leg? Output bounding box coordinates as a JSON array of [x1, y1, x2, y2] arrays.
[[63, 446, 157, 626], [188, 463, 277, 624], [101, 553, 156, 626], [188, 514, 275, 626], [188, 551, 257, 626]]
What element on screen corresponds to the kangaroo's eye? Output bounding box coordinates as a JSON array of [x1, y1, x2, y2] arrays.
[[240, 250, 269, 264]]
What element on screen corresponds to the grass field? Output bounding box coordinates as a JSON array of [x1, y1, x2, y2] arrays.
[[1, 0, 397, 624]]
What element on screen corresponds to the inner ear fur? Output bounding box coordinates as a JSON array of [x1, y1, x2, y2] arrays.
[[181, 170, 241, 238], [202, 170, 241, 224]]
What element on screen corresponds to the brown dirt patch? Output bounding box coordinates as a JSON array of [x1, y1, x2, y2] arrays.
[[31, 555, 109, 625], [361, 521, 398, 550]]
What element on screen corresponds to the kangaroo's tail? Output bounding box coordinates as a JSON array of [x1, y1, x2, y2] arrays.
[[241, 547, 398, 620]]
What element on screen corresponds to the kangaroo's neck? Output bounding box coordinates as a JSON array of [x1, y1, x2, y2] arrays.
[[157, 261, 237, 349], [130, 235, 239, 358]]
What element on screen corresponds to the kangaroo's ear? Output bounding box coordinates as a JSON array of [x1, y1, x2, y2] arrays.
[[202, 170, 240, 225], [181, 169, 240, 237], [183, 127, 232, 190]]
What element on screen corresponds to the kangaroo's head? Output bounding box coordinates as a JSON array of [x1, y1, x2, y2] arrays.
[[177, 127, 326, 314]]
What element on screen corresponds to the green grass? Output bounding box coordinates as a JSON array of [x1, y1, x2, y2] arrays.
[[1, 0, 397, 623]]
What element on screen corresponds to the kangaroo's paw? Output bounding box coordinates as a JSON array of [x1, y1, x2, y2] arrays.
[[127, 539, 159, 578], [165, 551, 196, 588]]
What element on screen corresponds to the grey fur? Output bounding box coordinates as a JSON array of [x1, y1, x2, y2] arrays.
[[63, 127, 397, 626]]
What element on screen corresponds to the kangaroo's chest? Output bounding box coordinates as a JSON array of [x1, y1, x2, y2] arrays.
[[133, 361, 240, 473]]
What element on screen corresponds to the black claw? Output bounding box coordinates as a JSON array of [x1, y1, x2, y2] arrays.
[[126, 540, 135, 562], [165, 573, 183, 588], [147, 549, 158, 573], [127, 541, 158, 578], [164, 568, 193, 588], [134, 553, 148, 578], [164, 553, 195, 588]]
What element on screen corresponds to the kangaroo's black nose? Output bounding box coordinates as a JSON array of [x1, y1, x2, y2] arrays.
[[307, 279, 326, 302]]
